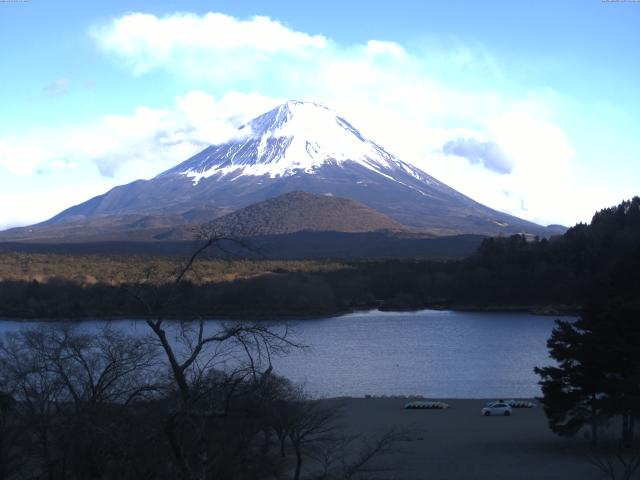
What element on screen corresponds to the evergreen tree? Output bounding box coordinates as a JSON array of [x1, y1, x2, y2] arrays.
[[536, 304, 640, 446]]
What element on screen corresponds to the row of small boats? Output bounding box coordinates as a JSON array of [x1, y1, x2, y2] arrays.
[[404, 399, 536, 410]]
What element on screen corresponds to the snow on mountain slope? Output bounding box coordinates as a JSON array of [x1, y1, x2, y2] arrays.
[[160, 100, 436, 187]]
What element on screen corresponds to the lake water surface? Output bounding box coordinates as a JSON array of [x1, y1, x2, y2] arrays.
[[0, 309, 571, 398]]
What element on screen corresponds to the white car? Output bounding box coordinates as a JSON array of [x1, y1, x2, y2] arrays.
[[481, 402, 512, 416]]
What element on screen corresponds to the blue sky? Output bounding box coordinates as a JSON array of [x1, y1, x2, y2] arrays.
[[1, 0, 639, 228]]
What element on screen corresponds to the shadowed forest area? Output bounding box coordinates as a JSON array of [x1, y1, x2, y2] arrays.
[[0, 322, 403, 480], [0, 197, 638, 320]]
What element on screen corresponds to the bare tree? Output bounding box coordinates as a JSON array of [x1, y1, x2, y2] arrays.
[[0, 328, 70, 479], [0, 324, 162, 480], [129, 225, 297, 402], [310, 428, 406, 480], [288, 400, 341, 480], [265, 383, 405, 480], [126, 224, 303, 479], [25, 324, 159, 407], [588, 422, 640, 480]]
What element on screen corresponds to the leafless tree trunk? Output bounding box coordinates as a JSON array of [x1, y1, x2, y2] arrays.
[[128, 225, 301, 480]]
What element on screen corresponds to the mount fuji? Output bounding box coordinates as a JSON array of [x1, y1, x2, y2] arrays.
[[2, 101, 562, 243]]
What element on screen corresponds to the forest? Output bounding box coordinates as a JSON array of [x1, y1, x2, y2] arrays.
[[0, 197, 638, 319]]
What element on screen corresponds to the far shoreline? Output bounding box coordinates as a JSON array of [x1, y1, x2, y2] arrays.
[[0, 304, 580, 322]]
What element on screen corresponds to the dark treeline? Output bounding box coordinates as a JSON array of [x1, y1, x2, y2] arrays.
[[1, 197, 639, 319], [462, 196, 640, 307], [0, 260, 463, 319]]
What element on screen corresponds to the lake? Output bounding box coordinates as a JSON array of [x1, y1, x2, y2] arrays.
[[0, 309, 570, 399]]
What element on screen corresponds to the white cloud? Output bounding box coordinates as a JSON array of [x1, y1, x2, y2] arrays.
[[0, 141, 57, 176], [91, 12, 328, 84], [94, 12, 327, 58], [364, 40, 407, 59]]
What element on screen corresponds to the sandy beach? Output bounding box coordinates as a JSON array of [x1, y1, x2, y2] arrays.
[[327, 398, 602, 480]]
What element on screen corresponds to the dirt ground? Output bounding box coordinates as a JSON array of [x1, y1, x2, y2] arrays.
[[327, 398, 604, 480]]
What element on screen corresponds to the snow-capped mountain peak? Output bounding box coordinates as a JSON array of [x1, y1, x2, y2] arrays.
[[29, 101, 555, 239], [162, 100, 430, 184]]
